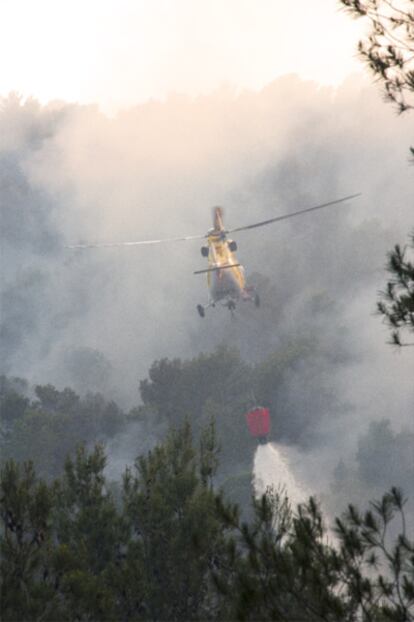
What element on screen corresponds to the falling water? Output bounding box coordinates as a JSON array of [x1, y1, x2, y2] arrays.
[[253, 442, 311, 510], [254, 442, 338, 544]]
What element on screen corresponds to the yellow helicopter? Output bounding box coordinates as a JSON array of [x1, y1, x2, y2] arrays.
[[68, 193, 360, 317]]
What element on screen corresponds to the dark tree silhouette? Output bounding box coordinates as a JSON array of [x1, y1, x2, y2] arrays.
[[340, 0, 414, 114], [340, 1, 414, 345], [378, 232, 414, 345]]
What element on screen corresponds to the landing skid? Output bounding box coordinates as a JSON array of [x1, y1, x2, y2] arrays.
[[196, 299, 234, 317], [197, 300, 215, 318], [196, 293, 259, 317]]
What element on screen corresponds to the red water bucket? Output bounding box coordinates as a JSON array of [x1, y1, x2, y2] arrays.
[[245, 407, 270, 441]]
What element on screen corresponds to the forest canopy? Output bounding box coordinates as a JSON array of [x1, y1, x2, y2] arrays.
[[1, 424, 413, 621]]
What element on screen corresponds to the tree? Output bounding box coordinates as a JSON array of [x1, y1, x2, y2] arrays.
[[138, 346, 257, 480], [0, 377, 29, 446], [34, 384, 80, 414], [1, 379, 128, 479], [2, 428, 413, 621], [120, 421, 228, 621], [215, 486, 414, 621], [340, 1, 414, 345], [377, 232, 414, 345], [0, 460, 62, 621], [340, 0, 414, 114], [52, 444, 123, 621], [0, 421, 233, 621]]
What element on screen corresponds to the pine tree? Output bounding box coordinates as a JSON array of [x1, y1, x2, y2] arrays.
[[377, 232, 414, 345], [340, 0, 414, 113], [0, 460, 63, 621], [120, 421, 228, 621], [339, 1, 414, 347], [215, 485, 414, 621], [52, 444, 123, 621]]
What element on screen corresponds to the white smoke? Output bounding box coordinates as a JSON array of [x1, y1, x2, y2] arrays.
[[1, 76, 413, 512]]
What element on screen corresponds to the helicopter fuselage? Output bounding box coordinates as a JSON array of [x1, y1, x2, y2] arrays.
[[194, 206, 260, 316], [207, 233, 245, 303]]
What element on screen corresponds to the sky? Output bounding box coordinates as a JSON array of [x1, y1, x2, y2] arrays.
[[0, 0, 365, 113]]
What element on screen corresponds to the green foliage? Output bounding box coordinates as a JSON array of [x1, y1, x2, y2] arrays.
[[340, 0, 414, 114], [335, 488, 414, 621], [0, 423, 233, 621], [340, 3, 413, 345], [4, 409, 79, 478], [216, 486, 414, 621], [0, 376, 30, 449], [199, 418, 220, 486], [120, 421, 227, 620], [252, 338, 327, 446], [0, 460, 62, 621], [52, 445, 124, 620], [139, 340, 335, 470], [220, 471, 254, 519], [378, 232, 414, 346], [139, 345, 252, 432], [138, 346, 257, 484], [340, 3, 414, 346], [215, 490, 345, 621], [1, 337, 341, 488], [137, 340, 336, 516], [1, 427, 413, 621], [1, 380, 127, 478], [0, 376, 29, 424], [34, 384, 80, 414]]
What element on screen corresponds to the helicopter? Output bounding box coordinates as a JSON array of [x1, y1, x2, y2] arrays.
[[67, 193, 361, 317]]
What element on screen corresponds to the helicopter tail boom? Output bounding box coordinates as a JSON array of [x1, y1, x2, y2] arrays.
[[213, 206, 225, 232]]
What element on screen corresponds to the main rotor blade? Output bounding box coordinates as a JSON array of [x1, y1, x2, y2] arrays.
[[66, 233, 206, 249], [194, 263, 241, 275], [227, 193, 361, 234]]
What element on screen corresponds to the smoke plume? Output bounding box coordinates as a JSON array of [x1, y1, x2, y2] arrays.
[[1, 76, 413, 510]]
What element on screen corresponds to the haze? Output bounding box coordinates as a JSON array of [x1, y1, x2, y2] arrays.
[[0, 0, 364, 112], [1, 1, 413, 521]]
